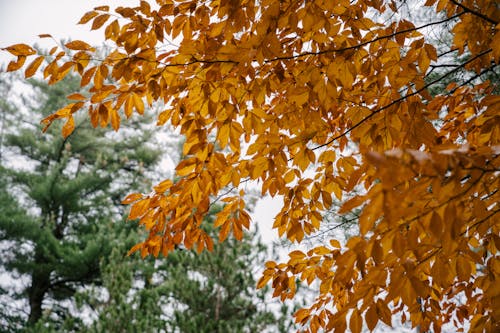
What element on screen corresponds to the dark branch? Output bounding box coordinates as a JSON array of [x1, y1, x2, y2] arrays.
[[449, 63, 499, 94], [155, 12, 465, 68], [311, 48, 493, 151], [264, 12, 465, 63], [450, 0, 498, 25]]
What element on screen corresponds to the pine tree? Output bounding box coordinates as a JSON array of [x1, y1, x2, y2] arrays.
[[83, 209, 294, 333], [160, 221, 278, 333], [1, 74, 292, 332], [0, 74, 159, 331]]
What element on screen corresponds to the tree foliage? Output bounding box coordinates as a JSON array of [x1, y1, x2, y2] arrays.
[[2, 0, 499, 332], [0, 75, 159, 331], [82, 213, 290, 333]]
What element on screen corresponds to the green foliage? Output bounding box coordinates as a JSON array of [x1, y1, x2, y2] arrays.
[[80, 210, 293, 333], [0, 74, 160, 331], [0, 74, 292, 332]]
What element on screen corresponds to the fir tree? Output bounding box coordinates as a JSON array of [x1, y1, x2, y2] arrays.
[[0, 74, 293, 332], [83, 213, 293, 333], [0, 74, 159, 331]]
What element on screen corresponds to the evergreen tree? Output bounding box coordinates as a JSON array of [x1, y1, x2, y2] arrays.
[[83, 210, 294, 333], [0, 74, 292, 332], [159, 223, 279, 333], [0, 74, 159, 331]]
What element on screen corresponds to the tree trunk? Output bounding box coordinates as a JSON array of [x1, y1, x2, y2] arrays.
[[27, 246, 51, 325]]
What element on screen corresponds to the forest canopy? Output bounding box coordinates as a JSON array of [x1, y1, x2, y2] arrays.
[[2, 0, 499, 332]]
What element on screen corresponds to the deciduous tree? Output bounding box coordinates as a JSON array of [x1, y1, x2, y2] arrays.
[[2, 0, 499, 332]]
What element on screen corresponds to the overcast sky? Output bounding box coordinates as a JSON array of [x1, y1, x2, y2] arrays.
[[0, 0, 138, 64]]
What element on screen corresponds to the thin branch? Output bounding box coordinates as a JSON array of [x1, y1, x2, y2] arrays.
[[311, 48, 492, 151], [152, 12, 465, 68], [450, 0, 498, 25], [264, 12, 465, 63], [437, 48, 459, 58], [461, 208, 500, 236], [304, 215, 359, 241], [449, 63, 499, 94], [430, 64, 461, 68]]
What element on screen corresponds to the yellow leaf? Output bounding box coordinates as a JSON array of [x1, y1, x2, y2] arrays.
[[65, 40, 95, 51], [128, 197, 151, 220], [110, 108, 120, 131], [61, 116, 75, 138], [217, 123, 230, 148], [349, 308, 362, 333], [78, 11, 98, 24], [132, 93, 144, 115], [67, 93, 86, 101], [24, 56, 44, 78], [330, 239, 341, 248], [121, 192, 143, 204], [176, 158, 197, 176], [256, 274, 272, 289], [456, 256, 471, 282], [289, 250, 306, 259], [365, 304, 378, 331], [153, 179, 173, 193], [3, 44, 36, 56], [94, 5, 110, 11], [376, 299, 392, 326], [98, 103, 109, 127], [127, 242, 143, 256], [429, 211, 443, 239], [7, 56, 26, 72], [339, 195, 365, 214], [91, 14, 110, 30]]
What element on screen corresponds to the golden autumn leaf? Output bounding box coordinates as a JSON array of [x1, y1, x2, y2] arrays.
[[66, 93, 86, 101], [110, 108, 120, 131], [24, 56, 44, 78], [7, 56, 27, 72], [65, 40, 95, 51], [78, 11, 98, 24], [61, 116, 75, 138], [91, 14, 110, 30], [3, 44, 36, 56], [121, 192, 143, 204], [349, 309, 362, 333], [2, 0, 499, 332]]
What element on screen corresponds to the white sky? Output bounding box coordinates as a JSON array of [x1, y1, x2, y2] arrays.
[[0, 0, 138, 64]]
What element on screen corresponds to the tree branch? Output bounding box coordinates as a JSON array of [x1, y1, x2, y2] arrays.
[[450, 0, 498, 25], [311, 48, 492, 151], [154, 12, 465, 68]]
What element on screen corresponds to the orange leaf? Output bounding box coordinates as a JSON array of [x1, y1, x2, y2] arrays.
[[349, 309, 362, 333], [78, 11, 98, 24], [7, 56, 27, 72], [127, 242, 144, 256], [91, 14, 110, 30], [121, 192, 143, 204], [256, 274, 272, 289], [365, 304, 378, 331], [67, 93, 87, 101], [65, 40, 95, 51], [3, 44, 36, 56], [110, 108, 120, 131], [128, 198, 151, 220], [24, 56, 44, 78], [61, 116, 75, 138]]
